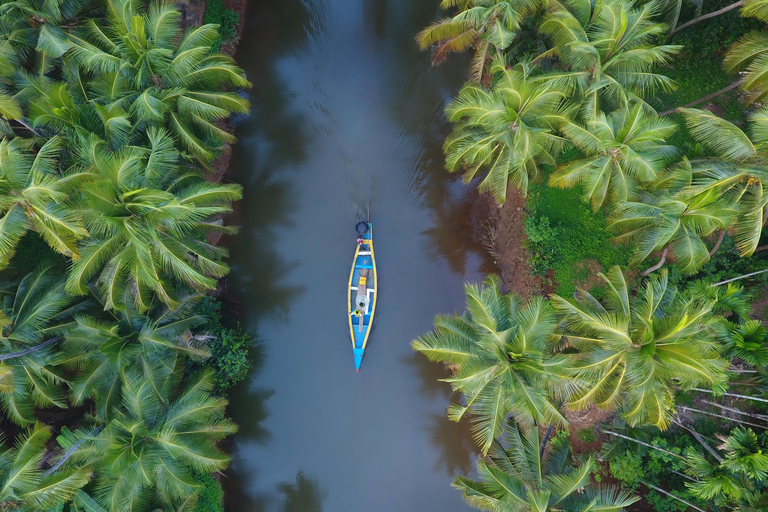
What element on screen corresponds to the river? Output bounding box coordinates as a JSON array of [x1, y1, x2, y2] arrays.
[[223, 0, 493, 510]]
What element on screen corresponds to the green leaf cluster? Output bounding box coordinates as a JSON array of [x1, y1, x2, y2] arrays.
[[203, 0, 239, 51], [417, 0, 768, 511], [0, 0, 250, 510]]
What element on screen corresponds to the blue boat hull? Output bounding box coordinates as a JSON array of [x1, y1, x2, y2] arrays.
[[347, 224, 376, 371]]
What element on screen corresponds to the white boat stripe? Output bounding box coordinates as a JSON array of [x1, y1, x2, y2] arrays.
[[358, 251, 371, 255]]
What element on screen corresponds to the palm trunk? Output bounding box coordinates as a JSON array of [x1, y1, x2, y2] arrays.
[[692, 387, 768, 403], [540, 424, 554, 457], [641, 247, 668, 276], [669, 1, 744, 37], [671, 469, 699, 482], [601, 430, 684, 459], [702, 399, 768, 421], [710, 231, 726, 256], [42, 425, 104, 477], [710, 269, 768, 287], [678, 405, 767, 430], [659, 80, 744, 117], [641, 481, 707, 512], [11, 117, 41, 137], [0, 337, 59, 362], [673, 420, 723, 462]]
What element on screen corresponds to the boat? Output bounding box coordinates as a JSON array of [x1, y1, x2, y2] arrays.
[[347, 219, 377, 371]]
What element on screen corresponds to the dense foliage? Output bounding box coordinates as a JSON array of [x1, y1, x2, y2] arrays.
[[0, 0, 252, 510], [416, 0, 768, 510]]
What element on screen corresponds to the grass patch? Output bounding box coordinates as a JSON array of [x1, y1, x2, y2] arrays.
[[656, 0, 758, 115], [524, 179, 633, 297]]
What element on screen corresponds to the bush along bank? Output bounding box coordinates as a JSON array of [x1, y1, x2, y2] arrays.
[[0, 0, 254, 510], [414, 0, 768, 510]]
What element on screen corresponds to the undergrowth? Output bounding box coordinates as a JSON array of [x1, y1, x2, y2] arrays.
[[204, 0, 239, 51], [524, 179, 633, 297]]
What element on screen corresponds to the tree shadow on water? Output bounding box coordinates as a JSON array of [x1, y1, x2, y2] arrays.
[[223, 469, 326, 512], [277, 471, 326, 512], [401, 351, 477, 477], [425, 412, 476, 477], [401, 350, 452, 402]]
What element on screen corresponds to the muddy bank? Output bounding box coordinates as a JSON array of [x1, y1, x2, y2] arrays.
[[478, 184, 542, 299]]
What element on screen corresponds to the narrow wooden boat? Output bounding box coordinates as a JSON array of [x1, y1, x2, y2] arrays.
[[347, 221, 377, 371]]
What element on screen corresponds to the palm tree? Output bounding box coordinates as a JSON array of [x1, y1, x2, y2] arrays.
[[444, 59, 573, 203], [0, 136, 89, 269], [416, 0, 545, 82], [0, 423, 91, 509], [60, 0, 250, 166], [0, 268, 85, 425], [608, 189, 736, 273], [714, 319, 768, 369], [0, 0, 93, 134], [63, 294, 209, 420], [454, 422, 638, 511], [685, 427, 768, 510], [550, 266, 729, 430], [724, 0, 768, 103], [65, 132, 242, 310], [412, 274, 570, 455], [550, 102, 678, 210], [58, 370, 236, 512], [539, 0, 681, 118], [677, 107, 768, 256]]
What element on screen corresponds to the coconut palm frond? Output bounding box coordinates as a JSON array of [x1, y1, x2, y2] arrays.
[[552, 267, 728, 428]]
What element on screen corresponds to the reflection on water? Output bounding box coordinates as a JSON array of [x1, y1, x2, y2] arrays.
[[224, 0, 489, 509], [278, 472, 327, 512]]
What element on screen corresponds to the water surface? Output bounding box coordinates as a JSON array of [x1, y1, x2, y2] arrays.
[[224, 1, 493, 509]]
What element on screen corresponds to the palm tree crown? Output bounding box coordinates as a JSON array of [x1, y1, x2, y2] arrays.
[[550, 266, 729, 429], [65, 132, 242, 310], [608, 187, 736, 273], [550, 102, 678, 210], [416, 0, 545, 81], [0, 268, 85, 425], [0, 423, 91, 510], [64, 295, 208, 420], [59, 370, 235, 512], [539, 0, 681, 117], [32, 0, 250, 166], [678, 107, 768, 257], [412, 274, 570, 454], [454, 423, 638, 511], [444, 59, 572, 203], [0, 136, 88, 268]]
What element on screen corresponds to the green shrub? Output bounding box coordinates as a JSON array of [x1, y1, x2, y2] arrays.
[[524, 181, 633, 296], [645, 490, 689, 512], [609, 450, 644, 489], [194, 471, 224, 512], [210, 326, 252, 390], [195, 297, 254, 392], [204, 0, 239, 50]]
